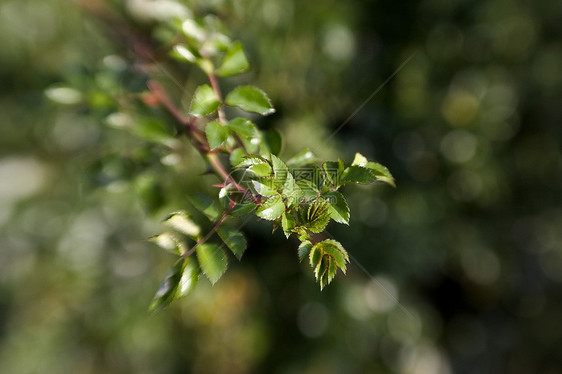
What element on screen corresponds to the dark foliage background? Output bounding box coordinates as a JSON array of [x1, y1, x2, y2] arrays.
[[1, 0, 561, 373]]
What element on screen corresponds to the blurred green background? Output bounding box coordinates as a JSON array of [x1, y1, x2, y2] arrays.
[[1, 0, 562, 373]]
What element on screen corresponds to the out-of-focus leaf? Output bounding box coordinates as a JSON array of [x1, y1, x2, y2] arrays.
[[196, 243, 228, 284], [227, 118, 259, 138], [163, 211, 201, 238], [176, 257, 199, 298], [149, 259, 184, 312], [287, 149, 318, 167], [189, 84, 220, 117], [225, 85, 275, 115], [149, 232, 185, 255], [216, 41, 250, 77], [205, 121, 229, 150], [263, 129, 282, 156]]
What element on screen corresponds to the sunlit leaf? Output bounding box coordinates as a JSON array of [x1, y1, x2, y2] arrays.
[[225, 85, 275, 115], [189, 84, 220, 117], [196, 243, 228, 284], [281, 211, 295, 238], [176, 257, 200, 298], [256, 195, 285, 220], [322, 191, 350, 225], [340, 165, 377, 184], [163, 211, 201, 238], [216, 41, 250, 77]]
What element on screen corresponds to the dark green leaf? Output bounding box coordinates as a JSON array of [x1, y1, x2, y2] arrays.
[[298, 240, 312, 262], [225, 85, 275, 115], [188, 194, 220, 221], [216, 41, 250, 77], [230, 201, 257, 216], [196, 243, 228, 284], [340, 165, 377, 184], [351, 152, 395, 187], [217, 226, 247, 260], [205, 121, 229, 150], [189, 84, 220, 117], [255, 195, 285, 220], [263, 129, 282, 155], [149, 259, 184, 312], [322, 191, 350, 225]]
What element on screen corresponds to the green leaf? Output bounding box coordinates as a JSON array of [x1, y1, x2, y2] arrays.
[[298, 202, 331, 233], [163, 211, 201, 238], [188, 194, 220, 221], [230, 201, 257, 216], [134, 118, 174, 143], [323, 160, 344, 187], [171, 44, 199, 63], [229, 147, 246, 167], [309, 245, 322, 268], [149, 232, 185, 255], [287, 149, 317, 167], [217, 226, 247, 260], [216, 41, 250, 77], [340, 165, 377, 184], [251, 180, 278, 196], [205, 121, 229, 150], [176, 257, 200, 299], [189, 84, 220, 117], [196, 243, 228, 284], [270, 154, 288, 188], [227, 118, 259, 138], [255, 195, 285, 220], [149, 259, 184, 312], [298, 240, 312, 262], [351, 152, 369, 166], [322, 191, 350, 225], [364, 162, 396, 187], [225, 85, 275, 115], [248, 162, 272, 177], [263, 129, 282, 156], [281, 212, 295, 238], [351, 153, 395, 187], [235, 155, 269, 168], [314, 239, 349, 273]]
